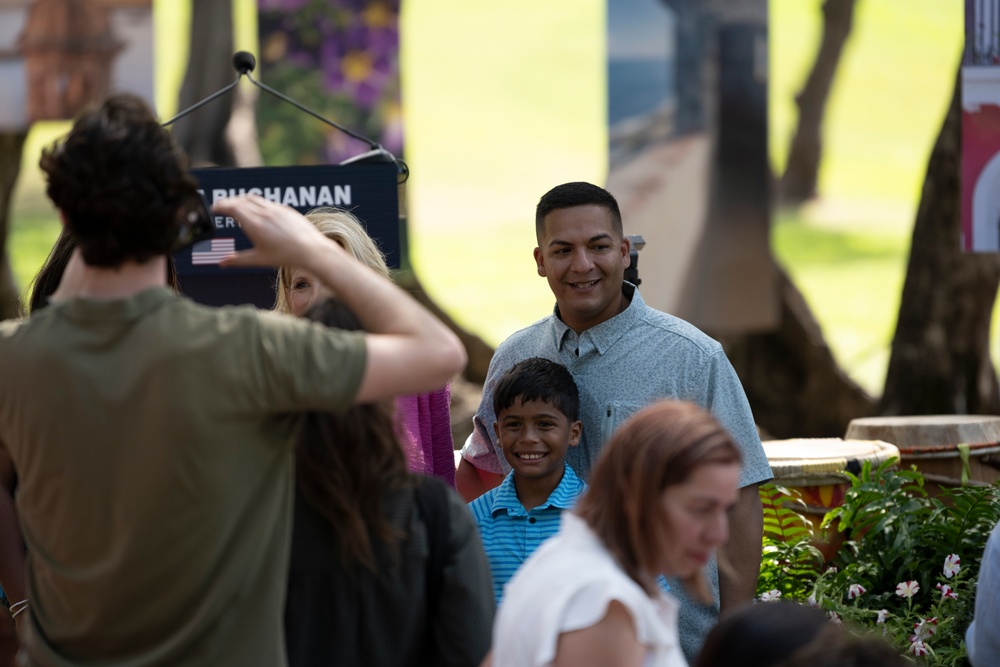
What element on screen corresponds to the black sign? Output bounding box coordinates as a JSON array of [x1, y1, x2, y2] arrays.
[[173, 163, 399, 308]]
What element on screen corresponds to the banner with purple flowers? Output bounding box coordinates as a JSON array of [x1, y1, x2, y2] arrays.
[[257, 0, 402, 165]]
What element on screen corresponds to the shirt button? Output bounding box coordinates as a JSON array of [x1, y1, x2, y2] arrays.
[[528, 517, 536, 524]]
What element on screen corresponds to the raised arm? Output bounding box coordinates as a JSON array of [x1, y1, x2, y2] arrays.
[[718, 483, 763, 615], [213, 195, 466, 403]]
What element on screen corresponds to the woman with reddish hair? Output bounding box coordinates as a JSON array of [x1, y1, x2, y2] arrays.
[[489, 400, 742, 667]]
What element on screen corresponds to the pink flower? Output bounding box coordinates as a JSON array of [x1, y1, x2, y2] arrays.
[[909, 640, 930, 656], [936, 583, 958, 600], [848, 583, 866, 599], [895, 581, 919, 598], [943, 554, 961, 579], [876, 609, 889, 623], [759, 590, 781, 602], [827, 611, 842, 625], [911, 617, 939, 642]]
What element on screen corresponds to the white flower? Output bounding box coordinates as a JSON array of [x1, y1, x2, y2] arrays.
[[848, 583, 866, 599], [911, 617, 939, 642], [876, 609, 889, 623], [943, 554, 961, 579], [909, 640, 930, 656], [759, 590, 781, 602], [806, 592, 819, 608], [895, 580, 919, 598], [827, 611, 842, 625], [936, 583, 958, 600]]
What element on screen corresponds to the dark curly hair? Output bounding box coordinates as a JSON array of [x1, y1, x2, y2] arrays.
[[38, 93, 200, 267]]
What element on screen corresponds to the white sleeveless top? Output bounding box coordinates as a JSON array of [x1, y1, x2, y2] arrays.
[[492, 513, 687, 667]]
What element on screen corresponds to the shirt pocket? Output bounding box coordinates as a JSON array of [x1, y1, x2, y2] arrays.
[[600, 401, 647, 444]]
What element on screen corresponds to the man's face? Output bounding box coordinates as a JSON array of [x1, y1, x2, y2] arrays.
[[533, 205, 630, 334]]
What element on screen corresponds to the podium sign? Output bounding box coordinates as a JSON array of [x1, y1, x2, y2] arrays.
[[174, 163, 399, 308]]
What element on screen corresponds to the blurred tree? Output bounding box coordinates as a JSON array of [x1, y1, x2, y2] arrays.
[[880, 74, 1000, 415], [0, 132, 27, 320], [780, 0, 858, 206], [173, 0, 261, 167]]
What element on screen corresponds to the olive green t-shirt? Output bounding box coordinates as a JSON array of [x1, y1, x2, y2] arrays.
[[0, 288, 366, 667]]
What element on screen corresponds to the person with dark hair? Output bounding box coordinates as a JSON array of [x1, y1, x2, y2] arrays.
[[696, 601, 909, 667], [458, 181, 771, 661], [467, 357, 584, 602], [275, 207, 456, 486], [28, 228, 181, 312], [285, 298, 493, 667], [490, 400, 742, 666], [0, 94, 466, 667]]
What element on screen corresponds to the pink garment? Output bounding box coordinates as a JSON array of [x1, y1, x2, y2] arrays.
[[395, 385, 456, 487]]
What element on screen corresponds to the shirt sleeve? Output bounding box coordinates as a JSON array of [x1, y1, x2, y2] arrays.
[[247, 310, 368, 414], [460, 346, 511, 475], [704, 348, 772, 488]]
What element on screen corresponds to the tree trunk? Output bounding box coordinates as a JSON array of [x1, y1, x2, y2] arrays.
[[722, 265, 875, 439], [172, 0, 241, 167], [879, 74, 1000, 416], [780, 0, 857, 206], [0, 131, 27, 321]]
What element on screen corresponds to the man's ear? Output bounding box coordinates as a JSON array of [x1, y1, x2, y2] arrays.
[[59, 210, 67, 227], [620, 235, 631, 269], [533, 246, 546, 277], [568, 420, 582, 447]]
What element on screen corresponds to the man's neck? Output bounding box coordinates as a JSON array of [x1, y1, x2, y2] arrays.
[[58, 253, 168, 302]]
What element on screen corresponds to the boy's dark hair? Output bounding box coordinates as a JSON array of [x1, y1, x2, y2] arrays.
[[493, 357, 579, 422], [39, 93, 201, 267], [535, 181, 623, 241]]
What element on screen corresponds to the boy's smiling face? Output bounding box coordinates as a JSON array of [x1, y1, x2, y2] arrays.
[[494, 398, 582, 485]]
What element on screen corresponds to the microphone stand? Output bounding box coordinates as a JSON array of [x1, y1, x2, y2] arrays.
[[161, 51, 408, 182]]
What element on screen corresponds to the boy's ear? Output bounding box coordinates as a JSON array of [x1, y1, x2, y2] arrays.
[[493, 421, 501, 443], [569, 420, 582, 447]]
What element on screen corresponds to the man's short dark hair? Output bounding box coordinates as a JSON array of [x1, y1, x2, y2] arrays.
[[493, 357, 579, 422], [535, 182, 623, 241], [39, 93, 200, 267]]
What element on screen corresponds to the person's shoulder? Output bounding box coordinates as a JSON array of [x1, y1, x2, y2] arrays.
[[497, 316, 554, 342], [629, 294, 723, 357], [467, 485, 498, 519]]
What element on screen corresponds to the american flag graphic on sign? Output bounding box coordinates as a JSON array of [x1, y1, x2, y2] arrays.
[[191, 238, 236, 265]]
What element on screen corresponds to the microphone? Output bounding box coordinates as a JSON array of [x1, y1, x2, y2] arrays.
[[232, 51, 256, 75], [160, 52, 407, 181]]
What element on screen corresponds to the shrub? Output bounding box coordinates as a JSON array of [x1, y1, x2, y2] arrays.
[[757, 461, 1000, 666]]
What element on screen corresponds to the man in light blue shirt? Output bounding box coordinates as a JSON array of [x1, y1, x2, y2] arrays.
[[457, 182, 772, 661], [468, 358, 585, 603]]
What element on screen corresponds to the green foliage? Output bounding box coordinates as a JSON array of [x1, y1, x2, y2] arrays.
[[757, 484, 825, 599], [757, 459, 1000, 666]]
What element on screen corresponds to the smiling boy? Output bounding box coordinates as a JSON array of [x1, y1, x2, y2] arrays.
[[468, 358, 584, 603]]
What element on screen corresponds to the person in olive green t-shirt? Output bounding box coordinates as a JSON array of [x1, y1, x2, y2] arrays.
[[0, 94, 465, 667]]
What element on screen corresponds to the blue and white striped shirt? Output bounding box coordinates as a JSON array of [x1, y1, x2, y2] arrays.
[[468, 464, 586, 604]]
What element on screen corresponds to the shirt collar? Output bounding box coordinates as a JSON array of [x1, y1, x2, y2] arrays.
[[551, 282, 644, 355], [57, 286, 176, 323], [489, 463, 586, 517]]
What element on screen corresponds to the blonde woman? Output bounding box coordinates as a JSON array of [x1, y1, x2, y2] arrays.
[[276, 207, 456, 485]]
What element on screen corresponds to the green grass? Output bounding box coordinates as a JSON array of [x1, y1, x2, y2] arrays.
[[5, 1, 970, 399]]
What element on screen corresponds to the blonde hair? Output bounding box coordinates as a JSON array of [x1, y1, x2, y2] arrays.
[[275, 207, 390, 313]]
